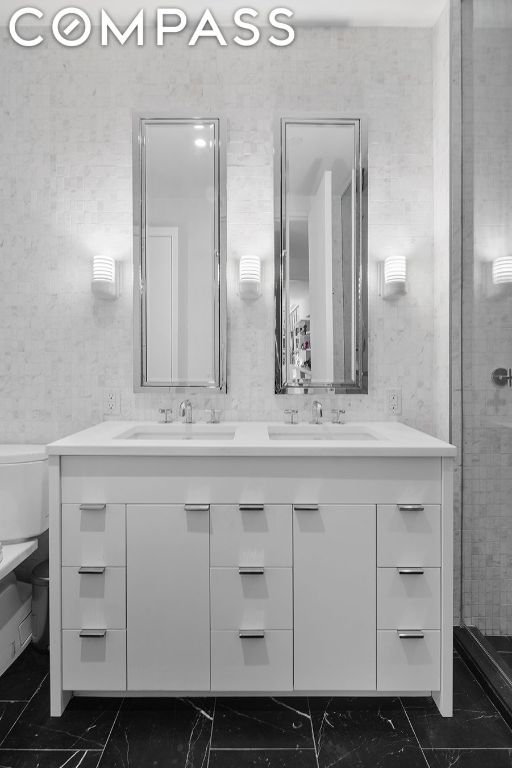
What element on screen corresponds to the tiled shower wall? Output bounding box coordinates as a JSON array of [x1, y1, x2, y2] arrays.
[[461, 0, 512, 633], [0, 26, 443, 443]]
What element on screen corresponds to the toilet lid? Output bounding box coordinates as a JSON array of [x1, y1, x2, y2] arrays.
[[0, 445, 47, 464]]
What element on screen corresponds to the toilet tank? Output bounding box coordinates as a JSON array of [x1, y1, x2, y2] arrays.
[[0, 446, 48, 542]]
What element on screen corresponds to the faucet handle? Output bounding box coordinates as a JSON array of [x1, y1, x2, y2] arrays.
[[331, 409, 346, 424], [284, 409, 298, 425], [158, 408, 172, 423]]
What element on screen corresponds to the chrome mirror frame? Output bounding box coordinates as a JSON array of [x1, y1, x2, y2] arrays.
[[274, 115, 368, 395], [132, 113, 227, 392]]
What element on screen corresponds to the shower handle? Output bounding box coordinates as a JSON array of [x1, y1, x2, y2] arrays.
[[491, 367, 512, 387]]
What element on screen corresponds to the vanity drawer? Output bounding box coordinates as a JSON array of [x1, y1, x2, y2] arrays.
[[62, 629, 126, 691], [377, 505, 440, 567], [62, 504, 126, 566], [377, 630, 440, 691], [210, 505, 292, 567], [61, 567, 126, 630], [211, 567, 292, 630], [377, 568, 440, 630], [211, 629, 293, 691]]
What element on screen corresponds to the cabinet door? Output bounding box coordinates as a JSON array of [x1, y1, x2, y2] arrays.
[[294, 504, 376, 690], [127, 504, 210, 690]]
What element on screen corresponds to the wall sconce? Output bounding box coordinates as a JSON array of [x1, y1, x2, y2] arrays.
[[379, 255, 407, 300], [92, 255, 119, 300], [239, 254, 261, 300], [492, 256, 512, 285]]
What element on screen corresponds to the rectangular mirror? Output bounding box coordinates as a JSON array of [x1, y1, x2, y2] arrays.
[[275, 117, 368, 394], [133, 116, 226, 391]]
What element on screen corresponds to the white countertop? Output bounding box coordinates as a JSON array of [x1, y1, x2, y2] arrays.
[[47, 420, 457, 458]]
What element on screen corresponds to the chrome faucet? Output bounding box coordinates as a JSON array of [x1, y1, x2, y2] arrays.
[[179, 399, 193, 424], [312, 400, 323, 425], [331, 409, 346, 424]]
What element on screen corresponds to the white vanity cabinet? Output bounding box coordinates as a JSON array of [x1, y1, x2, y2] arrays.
[[48, 424, 455, 719]]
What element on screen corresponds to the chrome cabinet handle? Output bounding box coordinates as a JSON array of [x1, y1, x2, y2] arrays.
[[79, 504, 106, 512], [78, 567, 106, 575], [397, 630, 425, 639], [398, 568, 425, 575], [239, 504, 264, 511], [293, 504, 319, 511], [79, 629, 107, 638], [397, 505, 425, 512], [184, 504, 210, 512], [239, 567, 265, 575], [239, 630, 265, 639]]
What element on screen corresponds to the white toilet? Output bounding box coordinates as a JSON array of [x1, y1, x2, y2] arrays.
[[0, 445, 48, 675]]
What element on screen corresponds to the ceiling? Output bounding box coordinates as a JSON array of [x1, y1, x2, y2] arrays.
[[1, 0, 448, 28]]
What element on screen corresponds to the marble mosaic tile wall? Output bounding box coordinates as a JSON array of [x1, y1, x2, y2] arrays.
[[0, 27, 439, 445], [461, 0, 512, 633]]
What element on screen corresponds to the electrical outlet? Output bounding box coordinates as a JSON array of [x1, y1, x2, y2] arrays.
[[103, 389, 120, 416], [387, 388, 402, 416]]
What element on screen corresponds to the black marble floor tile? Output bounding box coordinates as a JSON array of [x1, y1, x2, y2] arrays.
[[212, 698, 313, 750], [208, 750, 317, 767], [424, 748, 512, 767], [0, 751, 100, 768], [97, 697, 214, 768], [0, 702, 26, 744], [310, 696, 426, 768], [2, 680, 120, 751], [499, 653, 512, 672], [487, 637, 512, 653], [0, 649, 49, 702], [403, 658, 512, 749]]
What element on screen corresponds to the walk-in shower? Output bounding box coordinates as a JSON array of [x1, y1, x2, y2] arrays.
[[456, 0, 512, 721]]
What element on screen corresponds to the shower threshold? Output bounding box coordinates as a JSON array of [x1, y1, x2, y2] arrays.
[[455, 625, 512, 728]]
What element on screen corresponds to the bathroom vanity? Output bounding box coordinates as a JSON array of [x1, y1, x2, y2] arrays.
[[47, 421, 455, 717]]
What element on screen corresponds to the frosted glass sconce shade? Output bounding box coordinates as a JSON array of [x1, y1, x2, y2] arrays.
[[239, 254, 261, 299], [492, 256, 512, 285], [384, 255, 407, 284], [92, 255, 119, 299], [379, 255, 407, 300]]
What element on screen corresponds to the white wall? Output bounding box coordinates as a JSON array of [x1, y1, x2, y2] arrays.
[[0, 26, 441, 442]]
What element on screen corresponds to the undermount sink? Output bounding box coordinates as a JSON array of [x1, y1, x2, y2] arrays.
[[267, 425, 380, 441], [116, 425, 236, 441]]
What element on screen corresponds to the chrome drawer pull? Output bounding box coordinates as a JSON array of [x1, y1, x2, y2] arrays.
[[78, 567, 106, 575], [397, 630, 425, 639], [79, 629, 107, 638], [239, 504, 264, 511], [239, 567, 265, 575], [239, 630, 265, 639], [293, 504, 319, 511], [397, 504, 425, 512], [184, 504, 210, 512], [398, 568, 425, 575], [79, 504, 106, 512]]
